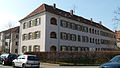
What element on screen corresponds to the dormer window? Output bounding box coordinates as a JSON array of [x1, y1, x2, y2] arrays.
[[50, 18, 57, 25]]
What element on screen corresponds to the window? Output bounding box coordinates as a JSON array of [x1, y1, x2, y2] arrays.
[[23, 34, 27, 40], [29, 46, 32, 52], [16, 42, 18, 46], [90, 38, 92, 43], [78, 35, 81, 42], [51, 18, 57, 25], [35, 31, 40, 39], [92, 29, 94, 34], [50, 32, 57, 39], [15, 49, 18, 53], [23, 23, 27, 29], [29, 20, 32, 27], [28, 33, 32, 39], [61, 32, 67, 40], [16, 35, 19, 39], [35, 18, 40, 26], [89, 28, 91, 33], [78, 25, 82, 31], [61, 46, 67, 51], [5, 42, 8, 46], [22, 46, 27, 53], [67, 33, 71, 40], [33, 45, 40, 52], [71, 34, 76, 41], [72, 24, 75, 30], [50, 46, 56, 51], [62, 21, 67, 27], [68, 23, 71, 28]]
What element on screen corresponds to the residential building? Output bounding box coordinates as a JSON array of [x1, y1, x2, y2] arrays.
[[0, 26, 19, 54], [19, 3, 117, 54], [115, 30, 120, 48]]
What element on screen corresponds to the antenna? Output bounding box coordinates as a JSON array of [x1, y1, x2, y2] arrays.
[[73, 4, 77, 14]]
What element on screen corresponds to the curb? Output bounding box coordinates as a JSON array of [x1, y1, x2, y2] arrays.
[[60, 64, 100, 66]]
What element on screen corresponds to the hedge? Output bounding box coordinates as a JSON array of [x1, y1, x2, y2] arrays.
[[25, 51, 120, 64]]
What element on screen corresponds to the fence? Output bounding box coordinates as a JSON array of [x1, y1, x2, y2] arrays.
[[25, 51, 120, 64]]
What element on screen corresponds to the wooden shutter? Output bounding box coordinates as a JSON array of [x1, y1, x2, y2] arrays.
[[32, 20, 35, 26], [32, 32, 35, 39], [39, 18, 41, 25], [27, 22, 29, 28], [38, 31, 40, 38]]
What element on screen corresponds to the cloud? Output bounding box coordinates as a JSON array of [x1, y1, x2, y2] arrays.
[[0, 11, 19, 31]]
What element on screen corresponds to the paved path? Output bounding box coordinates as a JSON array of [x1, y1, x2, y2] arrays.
[[0, 63, 99, 68]]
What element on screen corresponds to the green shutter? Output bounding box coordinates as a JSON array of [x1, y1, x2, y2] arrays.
[[78, 35, 81, 42], [66, 22, 68, 28], [60, 32, 63, 39], [32, 32, 35, 39], [75, 24, 78, 30], [23, 23, 25, 29], [70, 23, 72, 29], [60, 20, 63, 27], [39, 18, 41, 25], [70, 34, 72, 40], [22, 35, 24, 40], [32, 20, 36, 26], [26, 34, 28, 40], [38, 31, 40, 38], [27, 22, 29, 28]]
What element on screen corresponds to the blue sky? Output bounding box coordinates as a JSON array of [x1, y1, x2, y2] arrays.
[[0, 0, 120, 31]]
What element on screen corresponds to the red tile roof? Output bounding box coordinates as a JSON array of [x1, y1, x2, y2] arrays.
[[2, 26, 19, 34], [116, 31, 120, 39], [20, 3, 114, 33]]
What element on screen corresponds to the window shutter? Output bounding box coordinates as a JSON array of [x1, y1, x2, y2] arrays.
[[75, 24, 78, 30], [22, 35, 24, 40], [39, 18, 41, 25], [26, 34, 28, 40], [70, 34, 72, 40], [23, 23, 25, 29], [78, 35, 81, 42], [32, 32, 35, 39], [60, 32, 63, 39], [66, 22, 68, 28], [60, 20, 63, 27], [70, 23, 72, 29], [38, 31, 40, 38], [38, 46, 40, 51], [32, 20, 35, 26], [27, 22, 29, 28]]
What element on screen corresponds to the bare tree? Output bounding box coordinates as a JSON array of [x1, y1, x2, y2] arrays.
[[113, 7, 120, 30], [3, 22, 15, 53]]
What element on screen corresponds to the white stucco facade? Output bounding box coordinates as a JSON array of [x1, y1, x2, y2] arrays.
[[19, 4, 117, 54]]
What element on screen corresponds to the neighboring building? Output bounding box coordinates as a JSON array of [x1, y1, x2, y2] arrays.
[[0, 26, 19, 54], [19, 3, 117, 54], [115, 31, 120, 48]]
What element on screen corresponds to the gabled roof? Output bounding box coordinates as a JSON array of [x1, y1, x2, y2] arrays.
[[2, 26, 19, 34], [19, 3, 114, 33]]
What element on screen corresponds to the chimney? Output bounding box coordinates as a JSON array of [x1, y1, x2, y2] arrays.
[[70, 10, 73, 15], [90, 18, 92, 22], [53, 3, 56, 8], [99, 21, 102, 25]]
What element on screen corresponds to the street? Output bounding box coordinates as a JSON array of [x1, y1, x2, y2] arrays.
[[0, 64, 99, 68]]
